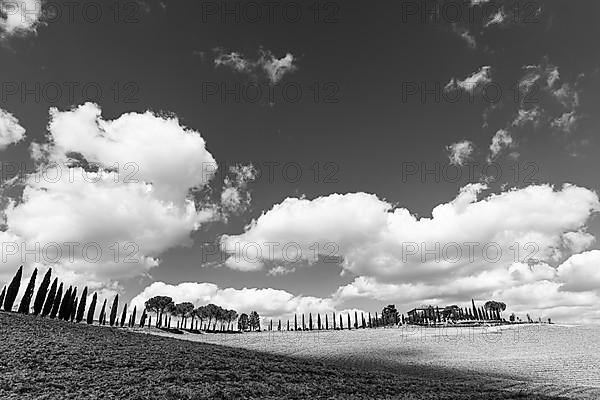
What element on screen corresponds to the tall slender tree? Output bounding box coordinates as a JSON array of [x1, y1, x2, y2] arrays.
[[68, 288, 78, 321], [33, 268, 52, 315], [309, 313, 313, 330], [347, 313, 351, 330], [109, 295, 119, 326], [0, 286, 5, 308], [302, 314, 305, 330], [58, 286, 72, 320], [76, 287, 88, 322], [3, 265, 23, 311], [86, 293, 97, 324], [354, 311, 358, 329], [317, 314, 321, 330], [120, 303, 127, 327], [42, 278, 58, 317], [70, 297, 78, 322], [333, 312, 336, 329], [49, 283, 63, 318], [294, 314, 298, 330], [325, 314, 329, 330], [339, 313, 343, 329], [131, 306, 137, 328], [139, 309, 147, 328], [99, 299, 107, 325]]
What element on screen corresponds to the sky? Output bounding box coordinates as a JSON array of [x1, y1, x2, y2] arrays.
[[1, 0, 600, 324]]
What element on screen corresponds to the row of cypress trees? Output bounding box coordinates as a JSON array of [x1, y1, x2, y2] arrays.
[[0, 265, 141, 329], [264, 310, 398, 332]]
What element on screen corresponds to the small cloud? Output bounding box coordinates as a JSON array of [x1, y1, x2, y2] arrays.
[[267, 266, 296, 276], [551, 111, 578, 134], [0, 0, 44, 40], [0, 108, 26, 150], [446, 140, 475, 166], [445, 66, 491, 94], [220, 163, 257, 216], [488, 129, 514, 161], [213, 47, 298, 85], [484, 8, 507, 27], [451, 24, 477, 49]]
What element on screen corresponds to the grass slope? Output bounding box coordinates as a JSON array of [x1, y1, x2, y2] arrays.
[[0, 312, 566, 399]]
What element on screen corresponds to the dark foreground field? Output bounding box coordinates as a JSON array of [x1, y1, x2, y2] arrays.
[[0, 312, 567, 400]]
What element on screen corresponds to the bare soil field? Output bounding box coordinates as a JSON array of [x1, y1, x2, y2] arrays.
[[0, 312, 569, 399]]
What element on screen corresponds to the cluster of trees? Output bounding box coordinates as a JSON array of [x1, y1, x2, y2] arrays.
[[0, 266, 138, 328], [143, 297, 241, 331], [406, 299, 507, 325]]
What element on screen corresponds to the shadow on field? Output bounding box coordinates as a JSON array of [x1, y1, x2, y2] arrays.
[[0, 311, 575, 400]]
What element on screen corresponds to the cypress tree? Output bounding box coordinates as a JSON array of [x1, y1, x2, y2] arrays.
[[120, 303, 127, 327], [333, 312, 336, 329], [99, 299, 107, 325], [49, 283, 63, 318], [354, 311, 358, 329], [325, 314, 329, 330], [347, 313, 351, 330], [302, 314, 305, 330], [18, 267, 37, 314], [131, 306, 137, 327], [140, 309, 147, 327], [375, 312, 379, 327], [368, 312, 372, 328], [294, 314, 298, 330], [69, 288, 78, 321], [277, 319, 281, 331], [76, 287, 88, 322], [287, 320, 290, 331], [0, 286, 5, 308], [70, 297, 78, 322], [471, 299, 477, 320], [309, 313, 313, 330], [58, 286, 72, 320], [362, 312, 366, 329], [3, 265, 23, 311], [317, 314, 321, 330], [42, 278, 58, 317], [109, 295, 119, 326], [339, 313, 343, 329], [86, 293, 97, 324], [33, 268, 52, 315]]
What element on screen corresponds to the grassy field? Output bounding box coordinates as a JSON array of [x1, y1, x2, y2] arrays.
[[0, 312, 569, 400]]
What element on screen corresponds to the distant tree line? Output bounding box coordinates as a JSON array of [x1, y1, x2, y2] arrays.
[[1, 265, 526, 334]]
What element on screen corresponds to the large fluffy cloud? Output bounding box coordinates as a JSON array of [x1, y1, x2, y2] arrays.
[[220, 184, 600, 322], [1, 103, 218, 287], [222, 184, 598, 281]]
